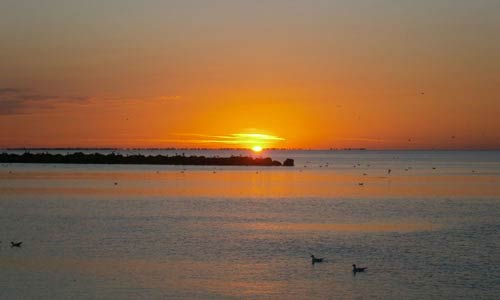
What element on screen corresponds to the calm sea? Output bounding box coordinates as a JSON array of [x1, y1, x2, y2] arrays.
[[1, 150, 499, 299]]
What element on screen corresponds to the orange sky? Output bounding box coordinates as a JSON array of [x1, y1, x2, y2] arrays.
[[1, 1, 499, 149]]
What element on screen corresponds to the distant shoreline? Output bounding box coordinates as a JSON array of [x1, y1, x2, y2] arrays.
[[0, 147, 366, 151], [0, 152, 295, 167], [2, 148, 499, 151]]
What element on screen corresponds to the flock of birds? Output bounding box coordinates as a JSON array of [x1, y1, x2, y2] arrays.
[[310, 254, 367, 274]]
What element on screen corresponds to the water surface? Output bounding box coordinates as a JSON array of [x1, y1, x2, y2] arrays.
[[1, 150, 499, 299]]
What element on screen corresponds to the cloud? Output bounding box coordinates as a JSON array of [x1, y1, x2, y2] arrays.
[[0, 87, 89, 115], [158, 95, 181, 101], [0, 87, 181, 115], [0, 99, 26, 115], [337, 137, 386, 142], [171, 133, 285, 146], [0, 88, 24, 94]]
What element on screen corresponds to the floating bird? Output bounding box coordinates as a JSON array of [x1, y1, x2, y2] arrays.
[[11, 241, 22, 247], [432, 167, 436, 170], [363, 173, 367, 176], [358, 182, 364, 186], [352, 264, 367, 272], [310, 254, 325, 264]]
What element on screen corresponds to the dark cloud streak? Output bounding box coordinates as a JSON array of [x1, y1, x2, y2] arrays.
[[0, 87, 89, 115], [0, 88, 25, 94]]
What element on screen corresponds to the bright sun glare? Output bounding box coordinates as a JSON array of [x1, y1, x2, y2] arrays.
[[252, 145, 263, 152]]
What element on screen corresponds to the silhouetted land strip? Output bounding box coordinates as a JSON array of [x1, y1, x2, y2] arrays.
[[0, 152, 294, 167]]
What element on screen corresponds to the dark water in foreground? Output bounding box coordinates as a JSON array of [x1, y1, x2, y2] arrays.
[[1, 150, 499, 299]]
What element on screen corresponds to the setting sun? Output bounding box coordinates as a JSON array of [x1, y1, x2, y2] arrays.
[[251, 145, 263, 152], [0, 2, 498, 299]]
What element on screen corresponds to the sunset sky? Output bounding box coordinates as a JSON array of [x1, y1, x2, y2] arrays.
[[1, 0, 499, 149]]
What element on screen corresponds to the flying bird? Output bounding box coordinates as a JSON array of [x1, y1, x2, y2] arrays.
[[11, 241, 22, 247]]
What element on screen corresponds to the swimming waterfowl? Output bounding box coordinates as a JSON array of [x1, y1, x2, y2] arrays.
[[352, 264, 367, 272], [310, 254, 325, 264], [11, 241, 22, 247]]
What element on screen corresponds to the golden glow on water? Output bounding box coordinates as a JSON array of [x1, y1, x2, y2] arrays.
[[0, 257, 291, 298], [1, 154, 499, 299], [236, 222, 439, 232], [2, 169, 499, 198]]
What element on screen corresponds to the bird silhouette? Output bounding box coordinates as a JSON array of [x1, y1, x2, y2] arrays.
[[310, 254, 325, 264], [11, 241, 22, 247], [352, 264, 367, 272]]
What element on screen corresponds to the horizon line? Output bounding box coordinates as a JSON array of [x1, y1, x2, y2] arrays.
[[1, 147, 499, 151]]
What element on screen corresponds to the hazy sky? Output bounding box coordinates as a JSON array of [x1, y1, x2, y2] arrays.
[[1, 0, 499, 149]]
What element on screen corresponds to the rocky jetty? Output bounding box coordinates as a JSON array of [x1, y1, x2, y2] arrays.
[[0, 152, 294, 167]]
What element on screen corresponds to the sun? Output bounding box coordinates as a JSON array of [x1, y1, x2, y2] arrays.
[[251, 145, 263, 152]]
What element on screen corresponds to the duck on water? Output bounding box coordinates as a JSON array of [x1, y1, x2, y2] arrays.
[[310, 254, 325, 264], [352, 264, 367, 273]]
